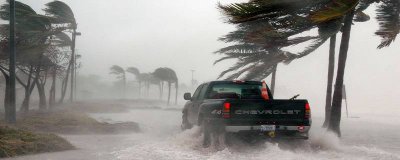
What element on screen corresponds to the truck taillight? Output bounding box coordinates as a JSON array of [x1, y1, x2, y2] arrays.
[[222, 102, 230, 118], [305, 103, 311, 119], [261, 81, 270, 100]]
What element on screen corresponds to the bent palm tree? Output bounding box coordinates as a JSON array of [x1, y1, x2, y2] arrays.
[[126, 67, 141, 97], [44, 0, 78, 102], [219, 0, 359, 136], [153, 67, 178, 105], [110, 65, 126, 98]]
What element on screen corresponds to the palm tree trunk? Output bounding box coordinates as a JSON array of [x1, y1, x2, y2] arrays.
[[138, 81, 141, 98], [0, 68, 11, 120], [36, 81, 47, 110], [167, 82, 171, 105], [59, 61, 72, 103], [175, 80, 178, 105], [323, 34, 337, 128], [328, 10, 355, 137], [160, 82, 164, 100], [270, 64, 277, 95], [70, 28, 77, 102], [49, 70, 56, 108], [146, 81, 150, 97], [123, 74, 126, 99]]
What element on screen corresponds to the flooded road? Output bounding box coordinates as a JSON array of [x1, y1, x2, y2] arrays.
[[6, 106, 400, 160]]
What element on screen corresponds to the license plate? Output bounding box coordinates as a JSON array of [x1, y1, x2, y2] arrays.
[[260, 125, 275, 132]]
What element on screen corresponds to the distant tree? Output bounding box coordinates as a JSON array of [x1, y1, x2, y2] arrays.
[[110, 65, 126, 98], [126, 67, 141, 96], [153, 67, 178, 105]]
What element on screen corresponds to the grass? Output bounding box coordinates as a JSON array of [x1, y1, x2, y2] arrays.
[[0, 125, 74, 158], [13, 110, 140, 134], [0, 102, 141, 157]]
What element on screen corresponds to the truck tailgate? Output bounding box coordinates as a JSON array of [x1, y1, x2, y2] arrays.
[[226, 99, 309, 126]]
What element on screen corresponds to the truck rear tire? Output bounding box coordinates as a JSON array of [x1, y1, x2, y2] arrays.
[[202, 120, 211, 147], [181, 110, 192, 130]]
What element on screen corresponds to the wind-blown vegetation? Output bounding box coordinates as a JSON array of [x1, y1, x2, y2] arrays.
[[217, 0, 399, 136], [0, 0, 80, 114], [110, 65, 180, 105], [0, 126, 74, 158]]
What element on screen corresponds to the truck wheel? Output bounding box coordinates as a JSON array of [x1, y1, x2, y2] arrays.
[[201, 120, 211, 148], [181, 110, 192, 130]]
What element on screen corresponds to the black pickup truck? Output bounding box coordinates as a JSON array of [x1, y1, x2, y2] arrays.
[[181, 80, 311, 147]]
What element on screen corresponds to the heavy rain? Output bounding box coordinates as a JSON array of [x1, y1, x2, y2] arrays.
[[0, 0, 399, 160]]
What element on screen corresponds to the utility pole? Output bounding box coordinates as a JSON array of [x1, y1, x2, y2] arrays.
[[6, 0, 17, 123], [69, 26, 81, 102]]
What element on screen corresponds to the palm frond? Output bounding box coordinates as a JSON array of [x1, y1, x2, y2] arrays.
[[214, 43, 262, 54], [243, 62, 275, 81], [44, 1, 76, 26], [52, 32, 72, 47], [375, 0, 400, 49], [214, 55, 240, 65], [126, 67, 140, 76], [110, 65, 125, 75], [356, 0, 379, 12], [219, 0, 325, 23], [354, 11, 371, 22], [310, 0, 359, 23]]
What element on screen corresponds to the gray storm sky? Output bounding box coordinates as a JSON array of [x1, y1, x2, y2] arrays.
[[4, 0, 400, 115]]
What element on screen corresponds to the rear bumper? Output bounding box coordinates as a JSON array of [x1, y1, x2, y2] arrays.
[[225, 125, 310, 132], [225, 125, 310, 139]]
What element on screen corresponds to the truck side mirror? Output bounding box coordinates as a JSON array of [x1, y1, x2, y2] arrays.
[[184, 93, 192, 100]]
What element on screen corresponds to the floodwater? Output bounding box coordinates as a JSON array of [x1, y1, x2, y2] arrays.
[[5, 104, 400, 160]]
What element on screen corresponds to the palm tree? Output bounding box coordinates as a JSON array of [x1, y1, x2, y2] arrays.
[[322, 35, 336, 128], [44, 0, 78, 102], [328, 10, 356, 136], [216, 0, 347, 81], [153, 67, 178, 105], [126, 67, 140, 96], [375, 0, 399, 49], [219, 0, 360, 136], [137, 73, 151, 96], [319, 0, 400, 136], [110, 65, 126, 98], [0, 1, 70, 111]]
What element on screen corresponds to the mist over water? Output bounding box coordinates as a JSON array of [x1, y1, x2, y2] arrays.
[[5, 101, 399, 160]]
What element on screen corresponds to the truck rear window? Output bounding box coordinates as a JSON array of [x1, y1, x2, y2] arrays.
[[207, 83, 263, 99]]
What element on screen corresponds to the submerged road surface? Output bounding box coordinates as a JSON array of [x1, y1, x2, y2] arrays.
[[6, 106, 400, 160]]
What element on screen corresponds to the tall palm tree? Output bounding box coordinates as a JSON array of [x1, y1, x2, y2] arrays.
[[110, 65, 126, 98], [322, 35, 336, 128], [219, 0, 359, 136], [44, 0, 78, 102], [328, 10, 356, 136], [137, 73, 151, 96]]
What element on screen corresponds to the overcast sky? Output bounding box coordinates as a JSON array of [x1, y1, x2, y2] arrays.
[[3, 0, 400, 115]]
